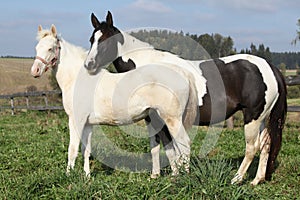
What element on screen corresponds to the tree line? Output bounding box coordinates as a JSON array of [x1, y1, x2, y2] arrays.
[[1, 55, 35, 59], [130, 29, 300, 70]]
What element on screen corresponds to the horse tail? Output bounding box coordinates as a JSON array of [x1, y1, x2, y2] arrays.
[[183, 74, 198, 130], [266, 64, 287, 181]]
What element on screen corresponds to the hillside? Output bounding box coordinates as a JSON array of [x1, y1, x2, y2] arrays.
[[0, 58, 51, 95]]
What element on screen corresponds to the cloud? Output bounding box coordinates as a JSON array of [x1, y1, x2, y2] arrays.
[[161, 0, 279, 13], [115, 0, 175, 29], [231, 0, 278, 12], [21, 10, 84, 25], [130, 0, 172, 13]]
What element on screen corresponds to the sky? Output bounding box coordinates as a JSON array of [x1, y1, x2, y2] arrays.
[[1, 0, 300, 57]]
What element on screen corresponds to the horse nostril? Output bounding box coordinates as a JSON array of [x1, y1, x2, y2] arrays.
[[85, 61, 94, 70], [31, 66, 41, 78]]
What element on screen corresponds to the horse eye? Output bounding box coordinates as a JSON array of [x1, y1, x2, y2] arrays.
[[48, 48, 52, 52]]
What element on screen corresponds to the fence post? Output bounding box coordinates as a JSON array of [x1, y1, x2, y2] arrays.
[[10, 97, 14, 115], [43, 93, 48, 108], [26, 96, 29, 109]]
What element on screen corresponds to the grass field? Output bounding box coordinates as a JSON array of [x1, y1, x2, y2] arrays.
[[0, 58, 299, 199], [0, 111, 299, 199], [285, 69, 297, 76], [287, 98, 300, 106], [0, 58, 51, 95]]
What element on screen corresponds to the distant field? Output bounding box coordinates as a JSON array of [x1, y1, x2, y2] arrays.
[[285, 69, 297, 76], [0, 58, 51, 95]]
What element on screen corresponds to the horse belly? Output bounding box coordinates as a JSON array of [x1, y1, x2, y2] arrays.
[[91, 93, 149, 125], [129, 84, 188, 118]]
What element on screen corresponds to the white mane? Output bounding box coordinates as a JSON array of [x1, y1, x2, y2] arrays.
[[118, 31, 154, 56]]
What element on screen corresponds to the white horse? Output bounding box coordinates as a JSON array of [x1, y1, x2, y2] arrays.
[[31, 25, 199, 177]]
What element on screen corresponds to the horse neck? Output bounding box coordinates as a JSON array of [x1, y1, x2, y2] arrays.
[[118, 32, 185, 66], [117, 32, 153, 57], [55, 39, 87, 91]]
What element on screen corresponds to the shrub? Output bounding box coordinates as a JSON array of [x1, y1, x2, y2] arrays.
[[287, 85, 300, 99]]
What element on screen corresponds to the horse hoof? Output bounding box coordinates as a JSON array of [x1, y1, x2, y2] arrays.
[[150, 173, 160, 179], [250, 178, 264, 186], [250, 180, 258, 186], [85, 173, 91, 179], [66, 168, 71, 176], [231, 173, 243, 184]]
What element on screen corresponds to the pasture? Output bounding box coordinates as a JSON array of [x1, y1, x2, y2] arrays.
[[0, 110, 299, 199], [0, 58, 50, 95]]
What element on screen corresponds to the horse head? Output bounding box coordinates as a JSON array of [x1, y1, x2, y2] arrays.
[[84, 11, 124, 74], [31, 25, 61, 78]]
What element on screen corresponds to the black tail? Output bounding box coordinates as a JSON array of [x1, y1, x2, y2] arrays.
[[266, 64, 287, 181]]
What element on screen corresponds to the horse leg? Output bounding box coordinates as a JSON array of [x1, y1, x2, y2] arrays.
[[163, 117, 191, 176], [160, 129, 177, 176], [146, 112, 177, 178], [231, 119, 261, 184], [81, 124, 92, 177], [251, 128, 271, 185], [145, 114, 161, 178], [66, 117, 81, 174], [149, 135, 160, 178]]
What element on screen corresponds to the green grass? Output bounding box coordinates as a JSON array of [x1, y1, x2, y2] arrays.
[[0, 111, 299, 199], [287, 98, 300, 106], [285, 70, 297, 76]]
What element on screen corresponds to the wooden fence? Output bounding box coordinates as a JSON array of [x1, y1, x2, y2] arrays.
[[0, 90, 63, 115], [286, 75, 300, 112], [286, 75, 300, 86]]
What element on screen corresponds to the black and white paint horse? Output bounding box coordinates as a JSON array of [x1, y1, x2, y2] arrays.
[[84, 12, 287, 185]]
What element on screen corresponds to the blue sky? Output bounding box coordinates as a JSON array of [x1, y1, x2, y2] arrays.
[[1, 0, 300, 57]]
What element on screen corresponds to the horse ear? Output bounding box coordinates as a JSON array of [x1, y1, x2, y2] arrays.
[[106, 11, 113, 27], [38, 25, 43, 32], [51, 24, 57, 37], [91, 13, 100, 28]]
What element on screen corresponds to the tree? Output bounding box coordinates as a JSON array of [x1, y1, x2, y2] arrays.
[[240, 43, 272, 63], [196, 33, 235, 58], [197, 34, 216, 58], [264, 47, 272, 63], [279, 63, 286, 76], [297, 19, 300, 40], [213, 33, 223, 57], [219, 36, 235, 57], [257, 44, 265, 58], [292, 19, 300, 45], [250, 43, 257, 55]]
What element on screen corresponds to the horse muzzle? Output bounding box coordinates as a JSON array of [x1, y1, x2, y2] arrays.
[[31, 60, 44, 78], [84, 60, 98, 75]]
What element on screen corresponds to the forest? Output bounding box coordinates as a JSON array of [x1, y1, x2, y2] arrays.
[[130, 29, 300, 70]]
